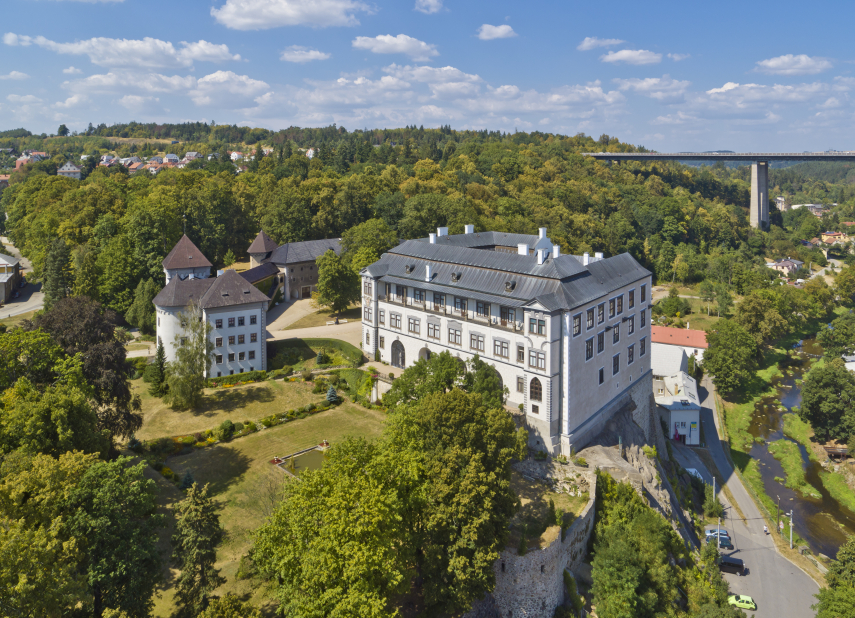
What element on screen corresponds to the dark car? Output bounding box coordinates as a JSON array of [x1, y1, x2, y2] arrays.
[[719, 556, 745, 576], [706, 535, 734, 550]]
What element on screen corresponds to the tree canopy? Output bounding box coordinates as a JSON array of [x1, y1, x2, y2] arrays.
[[703, 320, 759, 395]]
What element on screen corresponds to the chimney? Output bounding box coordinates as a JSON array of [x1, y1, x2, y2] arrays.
[[429, 233, 436, 244], [518, 243, 529, 256], [538, 227, 547, 240], [553, 244, 561, 257], [595, 252, 604, 260], [537, 249, 546, 265], [425, 264, 432, 282], [437, 226, 448, 237], [464, 224, 474, 234], [583, 252, 589, 266]]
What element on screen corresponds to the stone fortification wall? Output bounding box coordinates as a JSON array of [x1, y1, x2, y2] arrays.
[[464, 474, 597, 618]]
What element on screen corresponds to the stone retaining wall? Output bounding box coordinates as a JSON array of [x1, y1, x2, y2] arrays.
[[464, 474, 597, 618]]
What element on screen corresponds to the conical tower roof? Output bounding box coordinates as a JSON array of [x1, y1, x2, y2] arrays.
[[248, 230, 278, 254], [162, 234, 212, 270]]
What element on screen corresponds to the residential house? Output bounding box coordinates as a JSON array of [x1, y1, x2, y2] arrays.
[[775, 196, 788, 211], [305, 148, 316, 159], [164, 153, 179, 164], [147, 156, 164, 164], [119, 156, 142, 166], [184, 151, 201, 160], [651, 325, 708, 363], [360, 226, 654, 454], [57, 161, 82, 180], [768, 257, 805, 275], [651, 343, 688, 378], [127, 162, 146, 174], [207, 152, 221, 161], [248, 230, 341, 300], [230, 151, 244, 161], [100, 155, 115, 163], [239, 262, 281, 301], [153, 235, 270, 377], [0, 253, 21, 303], [15, 154, 40, 169], [798, 239, 816, 249], [821, 231, 848, 244], [0, 175, 10, 193], [654, 371, 701, 446]]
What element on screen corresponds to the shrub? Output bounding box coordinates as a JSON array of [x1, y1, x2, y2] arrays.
[[304, 403, 315, 413], [574, 457, 588, 467], [161, 466, 175, 480], [151, 461, 164, 472], [302, 369, 313, 382], [260, 416, 275, 428], [179, 471, 195, 490], [149, 437, 171, 454], [533, 451, 548, 461], [268, 367, 292, 380], [389, 372, 394, 379], [703, 482, 724, 518], [244, 421, 257, 433], [374, 349, 380, 362], [180, 435, 195, 446], [517, 525, 528, 556], [216, 420, 235, 442], [564, 571, 585, 614], [127, 435, 144, 453], [642, 445, 658, 460], [297, 412, 308, 419], [235, 554, 256, 580], [312, 380, 327, 394]]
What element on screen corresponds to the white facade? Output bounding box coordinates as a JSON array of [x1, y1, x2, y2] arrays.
[[164, 266, 211, 285], [669, 409, 700, 446], [360, 229, 652, 454], [207, 303, 267, 376]]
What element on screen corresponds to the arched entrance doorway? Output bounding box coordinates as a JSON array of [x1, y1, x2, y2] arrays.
[[391, 340, 405, 368], [419, 347, 431, 361]]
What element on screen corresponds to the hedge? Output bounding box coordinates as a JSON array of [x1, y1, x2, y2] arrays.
[[206, 370, 267, 388]]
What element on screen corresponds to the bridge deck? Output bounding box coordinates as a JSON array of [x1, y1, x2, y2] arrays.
[[582, 152, 855, 162]]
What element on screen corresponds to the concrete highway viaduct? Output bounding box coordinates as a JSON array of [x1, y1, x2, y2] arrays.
[[583, 152, 855, 229]]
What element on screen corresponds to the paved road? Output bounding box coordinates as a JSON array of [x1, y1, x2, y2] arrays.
[[696, 377, 818, 618]]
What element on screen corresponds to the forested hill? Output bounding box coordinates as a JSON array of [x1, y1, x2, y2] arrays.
[[0, 124, 818, 324]]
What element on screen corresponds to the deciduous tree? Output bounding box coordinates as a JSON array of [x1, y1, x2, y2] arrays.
[[703, 320, 758, 395], [799, 359, 855, 443], [125, 278, 160, 335], [313, 249, 359, 317], [43, 237, 72, 310], [165, 299, 214, 410]]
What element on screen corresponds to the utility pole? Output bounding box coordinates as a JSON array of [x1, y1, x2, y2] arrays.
[[789, 511, 793, 550], [715, 477, 720, 549], [776, 494, 780, 538]]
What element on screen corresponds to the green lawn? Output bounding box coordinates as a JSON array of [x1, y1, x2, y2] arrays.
[[149, 401, 387, 617], [134, 378, 325, 441], [0, 309, 36, 328], [283, 305, 362, 330], [767, 439, 821, 498]]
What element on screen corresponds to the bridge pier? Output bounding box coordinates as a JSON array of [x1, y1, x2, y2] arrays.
[[750, 161, 769, 229]]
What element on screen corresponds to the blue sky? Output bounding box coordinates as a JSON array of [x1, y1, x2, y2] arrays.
[[2, 0, 855, 151]]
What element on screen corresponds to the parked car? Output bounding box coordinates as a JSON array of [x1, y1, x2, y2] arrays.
[[728, 594, 756, 610], [705, 528, 730, 538], [706, 535, 734, 550], [719, 556, 745, 575]]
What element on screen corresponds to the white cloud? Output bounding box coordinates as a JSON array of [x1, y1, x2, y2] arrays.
[[755, 54, 832, 76], [477, 24, 517, 41], [7, 94, 42, 103], [703, 81, 825, 103], [0, 71, 28, 80], [668, 53, 689, 61], [577, 37, 624, 51], [64, 70, 197, 94], [651, 112, 701, 125], [818, 97, 841, 109], [705, 82, 740, 95], [414, 0, 442, 14], [211, 0, 371, 29], [53, 94, 87, 109], [62, 66, 82, 74], [3, 33, 240, 69], [600, 49, 662, 65], [383, 63, 481, 84], [189, 70, 270, 105], [352, 34, 438, 61], [280, 45, 330, 63], [118, 95, 161, 112], [34, 0, 124, 3], [613, 74, 690, 100]]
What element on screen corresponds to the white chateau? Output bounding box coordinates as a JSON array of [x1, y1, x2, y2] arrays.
[[153, 235, 270, 377], [361, 226, 653, 455]]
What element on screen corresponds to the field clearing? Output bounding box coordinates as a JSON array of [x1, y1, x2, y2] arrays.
[[134, 378, 324, 440], [149, 402, 386, 617], [0, 309, 36, 329], [283, 305, 362, 330]]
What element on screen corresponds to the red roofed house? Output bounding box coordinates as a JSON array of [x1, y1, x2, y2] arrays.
[[821, 231, 848, 244], [651, 325, 708, 363]]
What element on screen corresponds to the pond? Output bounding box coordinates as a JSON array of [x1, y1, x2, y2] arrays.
[[274, 446, 329, 476], [747, 338, 855, 558]]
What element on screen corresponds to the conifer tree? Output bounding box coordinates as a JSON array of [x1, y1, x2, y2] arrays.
[[172, 483, 225, 618], [149, 340, 167, 397]]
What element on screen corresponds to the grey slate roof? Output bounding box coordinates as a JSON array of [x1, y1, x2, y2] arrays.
[[651, 343, 689, 377], [363, 238, 650, 313], [240, 262, 279, 284], [417, 231, 548, 250], [153, 277, 214, 308], [0, 253, 19, 266], [267, 238, 342, 265], [247, 230, 278, 255], [162, 235, 213, 270], [153, 269, 269, 309]]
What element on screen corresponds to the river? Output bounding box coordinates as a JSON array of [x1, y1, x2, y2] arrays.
[[747, 338, 855, 558]]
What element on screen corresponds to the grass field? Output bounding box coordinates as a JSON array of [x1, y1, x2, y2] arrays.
[[767, 439, 821, 498], [283, 305, 362, 330], [0, 309, 36, 329], [134, 378, 325, 440], [149, 401, 387, 617]]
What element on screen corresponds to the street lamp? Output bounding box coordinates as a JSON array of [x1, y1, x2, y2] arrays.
[[789, 511, 794, 549], [776, 495, 781, 537]]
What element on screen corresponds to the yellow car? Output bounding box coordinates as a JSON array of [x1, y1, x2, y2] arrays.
[[728, 594, 757, 610]]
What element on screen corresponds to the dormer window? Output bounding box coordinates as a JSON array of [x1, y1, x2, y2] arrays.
[[505, 281, 516, 292], [405, 265, 412, 274], [451, 272, 460, 282]]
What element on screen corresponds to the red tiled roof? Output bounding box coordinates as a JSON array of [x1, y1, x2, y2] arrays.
[[842, 222, 855, 226], [651, 325, 708, 349]]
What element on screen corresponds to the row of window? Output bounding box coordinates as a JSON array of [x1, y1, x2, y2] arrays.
[[593, 337, 647, 384], [571, 284, 648, 336], [215, 350, 256, 363], [582, 311, 646, 360], [214, 333, 259, 346], [367, 330, 548, 370], [213, 315, 258, 329]]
